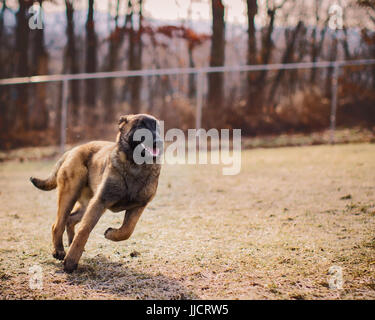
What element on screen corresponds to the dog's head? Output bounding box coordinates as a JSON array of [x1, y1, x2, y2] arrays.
[[117, 114, 163, 162]]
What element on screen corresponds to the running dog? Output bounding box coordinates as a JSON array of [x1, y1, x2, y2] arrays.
[[30, 114, 163, 273]]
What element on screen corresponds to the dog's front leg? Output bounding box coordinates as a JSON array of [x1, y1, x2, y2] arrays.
[[63, 196, 106, 273], [104, 206, 145, 242]]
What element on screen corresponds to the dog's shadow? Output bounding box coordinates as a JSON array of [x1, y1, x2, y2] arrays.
[[59, 254, 197, 299]]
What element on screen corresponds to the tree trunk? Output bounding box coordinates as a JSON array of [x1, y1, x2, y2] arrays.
[[246, 0, 258, 111], [0, 1, 6, 69], [0, 0, 7, 136], [188, 44, 196, 99], [85, 0, 98, 125], [341, 26, 351, 60], [310, 25, 328, 84], [127, 0, 143, 114], [30, 0, 49, 131], [14, 0, 32, 131], [257, 8, 276, 85], [207, 0, 225, 126], [104, 0, 121, 123], [65, 0, 80, 125]]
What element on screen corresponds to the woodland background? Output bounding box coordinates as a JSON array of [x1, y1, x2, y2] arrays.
[[0, 0, 374, 149]]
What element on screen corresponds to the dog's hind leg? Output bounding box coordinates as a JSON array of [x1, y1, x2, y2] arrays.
[[66, 188, 92, 246], [52, 168, 87, 260], [66, 204, 85, 246]]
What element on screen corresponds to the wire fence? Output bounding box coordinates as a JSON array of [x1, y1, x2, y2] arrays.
[[1, 59, 375, 152]]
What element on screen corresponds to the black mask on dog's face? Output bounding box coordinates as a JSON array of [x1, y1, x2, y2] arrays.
[[117, 114, 163, 162]]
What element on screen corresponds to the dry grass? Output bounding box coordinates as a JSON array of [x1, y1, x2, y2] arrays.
[[0, 143, 375, 299]]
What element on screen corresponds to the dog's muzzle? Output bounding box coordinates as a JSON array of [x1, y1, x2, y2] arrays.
[[141, 138, 163, 157]]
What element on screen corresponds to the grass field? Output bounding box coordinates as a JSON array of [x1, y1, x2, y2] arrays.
[[0, 143, 375, 299]]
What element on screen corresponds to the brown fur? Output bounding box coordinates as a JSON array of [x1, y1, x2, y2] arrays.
[[30, 114, 162, 273]]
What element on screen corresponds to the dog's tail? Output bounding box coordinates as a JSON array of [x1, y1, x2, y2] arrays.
[[30, 153, 68, 191]]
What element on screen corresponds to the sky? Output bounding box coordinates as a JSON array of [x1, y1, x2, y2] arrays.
[[10, 0, 368, 30], [40, 0, 251, 25], [143, 0, 248, 25]]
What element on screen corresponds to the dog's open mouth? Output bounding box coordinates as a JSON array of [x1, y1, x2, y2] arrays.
[[141, 143, 160, 157]]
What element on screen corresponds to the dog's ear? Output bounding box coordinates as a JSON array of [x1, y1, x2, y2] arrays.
[[118, 115, 134, 130], [118, 115, 128, 126]]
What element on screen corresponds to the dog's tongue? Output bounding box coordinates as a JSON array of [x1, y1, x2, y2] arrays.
[[142, 143, 160, 156], [151, 147, 160, 156]]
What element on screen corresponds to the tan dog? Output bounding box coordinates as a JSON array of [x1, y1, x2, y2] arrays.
[[30, 114, 162, 273]]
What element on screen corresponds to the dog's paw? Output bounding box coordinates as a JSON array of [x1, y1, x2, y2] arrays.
[[63, 258, 78, 273], [52, 249, 66, 261], [104, 227, 115, 240]]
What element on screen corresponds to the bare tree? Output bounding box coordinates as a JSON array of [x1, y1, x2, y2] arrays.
[[127, 0, 143, 114], [14, 0, 32, 131], [0, 0, 8, 135], [85, 0, 98, 125], [30, 0, 49, 130], [207, 0, 225, 125], [0, 0, 6, 74], [65, 0, 80, 125], [357, 0, 375, 15], [246, 0, 258, 112], [104, 0, 122, 123]]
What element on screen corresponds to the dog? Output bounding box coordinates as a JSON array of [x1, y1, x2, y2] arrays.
[[30, 114, 163, 273]]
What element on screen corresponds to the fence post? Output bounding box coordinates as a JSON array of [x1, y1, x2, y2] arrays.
[[196, 71, 203, 131], [60, 79, 68, 154], [329, 63, 340, 144]]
